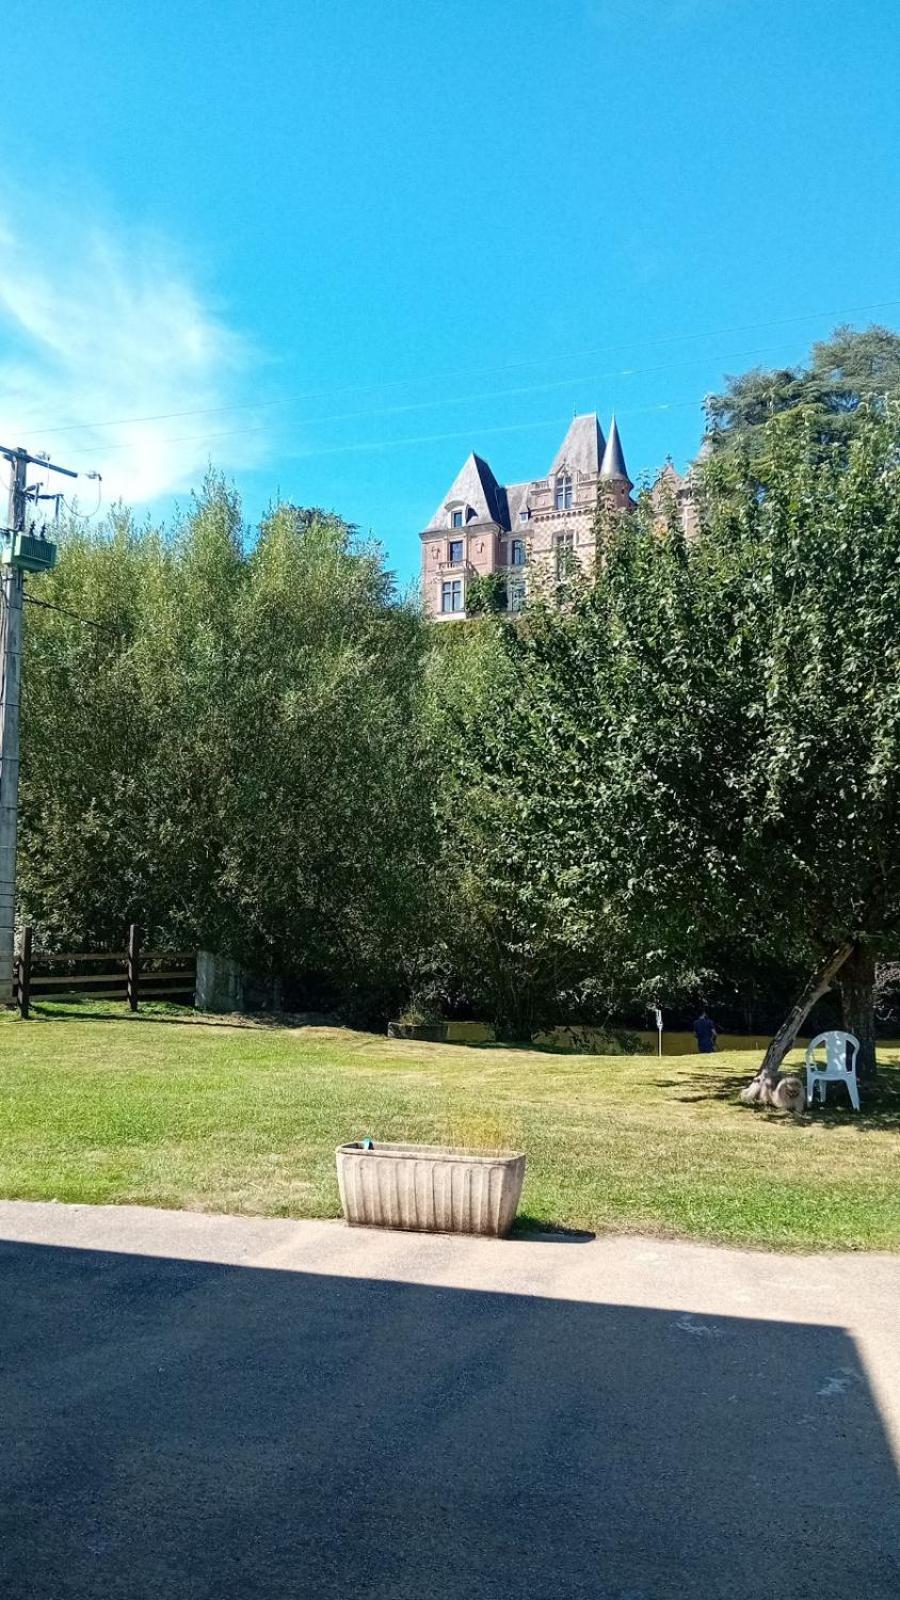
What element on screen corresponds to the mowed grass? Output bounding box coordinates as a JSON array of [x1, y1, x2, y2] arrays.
[[1, 1001, 899, 1250]]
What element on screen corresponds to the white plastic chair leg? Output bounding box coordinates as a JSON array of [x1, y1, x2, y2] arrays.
[[848, 1078, 861, 1112]]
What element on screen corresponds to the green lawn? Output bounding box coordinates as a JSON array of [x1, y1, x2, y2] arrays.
[[1, 1000, 899, 1250]]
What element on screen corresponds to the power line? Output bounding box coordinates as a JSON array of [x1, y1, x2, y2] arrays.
[[46, 313, 896, 468], [79, 337, 778, 460], [17, 294, 900, 442], [61, 475, 104, 521], [22, 594, 120, 634], [256, 397, 708, 468]]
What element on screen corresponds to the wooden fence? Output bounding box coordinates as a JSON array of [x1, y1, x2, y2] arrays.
[[14, 925, 196, 1020]]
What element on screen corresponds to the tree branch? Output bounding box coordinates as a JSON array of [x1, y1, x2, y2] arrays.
[[745, 940, 855, 1092]]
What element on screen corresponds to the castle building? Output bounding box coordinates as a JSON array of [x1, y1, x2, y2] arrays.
[[420, 413, 634, 621], [649, 458, 704, 541]]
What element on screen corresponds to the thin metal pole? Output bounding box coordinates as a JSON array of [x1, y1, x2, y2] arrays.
[[17, 923, 32, 1019], [0, 450, 28, 999], [127, 923, 141, 1012]]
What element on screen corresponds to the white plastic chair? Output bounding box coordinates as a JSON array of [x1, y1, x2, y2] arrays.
[[805, 1031, 861, 1111]]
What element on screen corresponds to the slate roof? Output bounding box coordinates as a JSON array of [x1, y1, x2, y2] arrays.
[[599, 415, 631, 483], [503, 481, 531, 528], [423, 452, 505, 532], [549, 413, 607, 477], [422, 413, 624, 535]]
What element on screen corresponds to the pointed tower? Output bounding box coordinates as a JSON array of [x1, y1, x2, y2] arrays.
[[599, 415, 631, 484], [598, 415, 633, 511]]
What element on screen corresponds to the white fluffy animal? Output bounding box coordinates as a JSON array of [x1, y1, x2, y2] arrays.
[[740, 1074, 806, 1113]]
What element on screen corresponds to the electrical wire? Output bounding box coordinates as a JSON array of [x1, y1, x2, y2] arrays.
[[243, 396, 709, 468], [62, 477, 104, 521], [79, 337, 781, 460], [22, 594, 120, 634], [54, 320, 894, 465], [16, 293, 900, 441], [39, 391, 720, 474]]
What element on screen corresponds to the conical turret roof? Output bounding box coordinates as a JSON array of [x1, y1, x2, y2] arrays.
[[599, 415, 631, 484]]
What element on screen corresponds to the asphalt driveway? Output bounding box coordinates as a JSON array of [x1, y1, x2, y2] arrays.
[[2, 1202, 899, 1599]]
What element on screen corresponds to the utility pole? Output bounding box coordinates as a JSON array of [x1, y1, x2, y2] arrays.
[[0, 445, 77, 999]]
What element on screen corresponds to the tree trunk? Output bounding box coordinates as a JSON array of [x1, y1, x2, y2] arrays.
[[837, 940, 877, 1081], [744, 941, 855, 1095]]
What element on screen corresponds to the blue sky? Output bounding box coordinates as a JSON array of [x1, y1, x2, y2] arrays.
[[1, 0, 898, 585]]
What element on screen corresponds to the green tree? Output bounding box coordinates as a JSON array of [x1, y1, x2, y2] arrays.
[[427, 519, 748, 1036], [704, 407, 900, 1084], [18, 479, 436, 1024], [706, 324, 900, 459], [465, 571, 508, 615], [431, 405, 900, 1080]]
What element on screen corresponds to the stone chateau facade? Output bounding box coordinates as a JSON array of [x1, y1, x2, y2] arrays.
[[420, 412, 696, 620]]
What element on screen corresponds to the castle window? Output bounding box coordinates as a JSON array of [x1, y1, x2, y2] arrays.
[[510, 538, 526, 567], [451, 509, 464, 528], [518, 507, 529, 522], [508, 578, 526, 613], [448, 539, 464, 564], [555, 474, 573, 511], [555, 530, 575, 577], [441, 579, 463, 613]]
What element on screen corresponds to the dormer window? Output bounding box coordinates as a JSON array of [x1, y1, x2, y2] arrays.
[[555, 474, 573, 511], [451, 509, 464, 528], [518, 508, 529, 523]]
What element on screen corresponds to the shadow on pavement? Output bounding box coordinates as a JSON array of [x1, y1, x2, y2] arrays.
[[2, 1238, 898, 1599], [512, 1216, 596, 1242]]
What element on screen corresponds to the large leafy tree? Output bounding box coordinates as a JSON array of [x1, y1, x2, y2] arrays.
[[428, 512, 753, 1036], [706, 324, 900, 459], [18, 479, 436, 1022], [705, 406, 900, 1083], [433, 406, 900, 1081]]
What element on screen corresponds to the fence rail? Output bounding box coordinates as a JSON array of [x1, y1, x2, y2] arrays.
[[14, 925, 196, 1019]]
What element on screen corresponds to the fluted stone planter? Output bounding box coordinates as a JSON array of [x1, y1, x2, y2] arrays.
[[336, 1142, 526, 1238]]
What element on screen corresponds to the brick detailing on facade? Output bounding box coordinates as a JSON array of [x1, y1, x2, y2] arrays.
[[420, 412, 702, 619]]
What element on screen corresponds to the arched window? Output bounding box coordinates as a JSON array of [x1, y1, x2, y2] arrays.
[[555, 474, 573, 511]]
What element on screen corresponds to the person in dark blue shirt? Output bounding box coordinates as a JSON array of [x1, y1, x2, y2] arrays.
[[694, 1010, 718, 1053]]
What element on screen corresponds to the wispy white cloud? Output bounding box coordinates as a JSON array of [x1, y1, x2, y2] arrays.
[[0, 215, 265, 507]]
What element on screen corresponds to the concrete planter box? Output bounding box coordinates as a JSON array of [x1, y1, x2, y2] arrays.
[[387, 1021, 449, 1042], [336, 1142, 526, 1238]]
